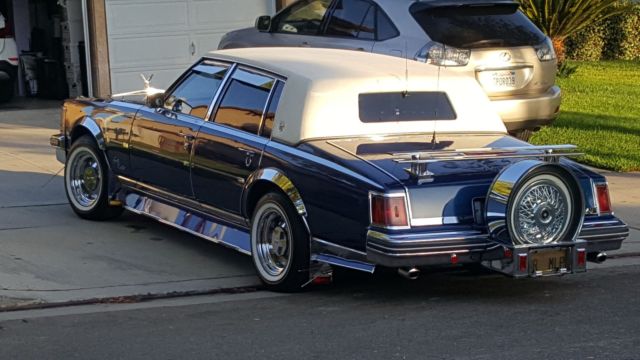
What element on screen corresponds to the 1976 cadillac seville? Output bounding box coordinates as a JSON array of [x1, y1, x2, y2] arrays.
[[51, 48, 628, 291]]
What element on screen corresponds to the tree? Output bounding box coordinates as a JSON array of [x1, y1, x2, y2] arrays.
[[518, 0, 633, 64]]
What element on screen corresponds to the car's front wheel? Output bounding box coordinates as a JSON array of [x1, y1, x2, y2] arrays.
[[251, 192, 309, 292], [64, 135, 123, 220]]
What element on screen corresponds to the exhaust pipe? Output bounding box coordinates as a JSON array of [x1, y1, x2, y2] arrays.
[[398, 267, 420, 280], [587, 252, 607, 264]]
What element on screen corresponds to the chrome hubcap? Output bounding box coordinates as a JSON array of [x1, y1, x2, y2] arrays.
[[256, 206, 291, 278], [514, 179, 570, 244], [69, 150, 102, 209]]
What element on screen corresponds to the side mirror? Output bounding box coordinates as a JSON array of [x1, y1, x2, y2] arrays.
[[146, 92, 165, 108], [255, 15, 271, 32]]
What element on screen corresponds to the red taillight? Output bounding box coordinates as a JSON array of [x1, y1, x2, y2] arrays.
[[577, 249, 586, 267], [518, 254, 528, 272], [371, 194, 408, 228], [595, 184, 612, 214]]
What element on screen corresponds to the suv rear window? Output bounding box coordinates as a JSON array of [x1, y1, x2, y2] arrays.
[[410, 3, 545, 49], [359, 92, 456, 122]]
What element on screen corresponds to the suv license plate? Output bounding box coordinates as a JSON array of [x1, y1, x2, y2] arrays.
[[492, 71, 516, 88], [530, 248, 570, 276]]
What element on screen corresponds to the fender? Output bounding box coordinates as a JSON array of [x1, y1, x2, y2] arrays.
[[242, 167, 307, 217], [72, 117, 106, 151]]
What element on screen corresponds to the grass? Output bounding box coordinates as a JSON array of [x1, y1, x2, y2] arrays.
[[530, 61, 640, 172]]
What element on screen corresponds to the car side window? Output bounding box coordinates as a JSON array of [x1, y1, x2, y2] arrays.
[[261, 81, 285, 139], [213, 68, 275, 135], [272, 0, 332, 35], [164, 63, 229, 120], [325, 0, 374, 39], [376, 8, 399, 41]]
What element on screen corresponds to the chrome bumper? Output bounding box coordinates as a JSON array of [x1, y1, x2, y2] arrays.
[[365, 217, 628, 268], [50, 134, 67, 164]]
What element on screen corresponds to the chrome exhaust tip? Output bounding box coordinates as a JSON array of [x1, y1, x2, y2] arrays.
[[398, 267, 420, 280], [587, 252, 607, 264]]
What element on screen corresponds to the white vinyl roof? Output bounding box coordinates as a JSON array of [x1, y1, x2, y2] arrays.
[[209, 48, 506, 144]]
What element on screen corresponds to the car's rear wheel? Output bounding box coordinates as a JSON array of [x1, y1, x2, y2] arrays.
[[251, 192, 309, 292], [65, 135, 123, 220]]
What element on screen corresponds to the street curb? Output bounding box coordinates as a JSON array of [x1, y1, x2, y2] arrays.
[[0, 285, 262, 313]]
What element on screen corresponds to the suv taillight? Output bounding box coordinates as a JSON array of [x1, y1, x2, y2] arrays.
[[415, 41, 470, 67], [595, 183, 612, 215], [371, 193, 409, 228]]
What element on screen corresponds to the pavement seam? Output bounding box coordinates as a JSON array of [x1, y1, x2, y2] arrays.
[[0, 150, 60, 175], [0, 203, 68, 209]]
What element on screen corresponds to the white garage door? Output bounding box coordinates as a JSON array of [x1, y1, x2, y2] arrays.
[[105, 0, 275, 93]]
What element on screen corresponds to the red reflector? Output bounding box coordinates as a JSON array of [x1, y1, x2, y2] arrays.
[[518, 254, 528, 272], [504, 248, 513, 259], [595, 184, 612, 214], [312, 276, 332, 285], [371, 195, 408, 228], [450, 253, 458, 264], [577, 249, 586, 266], [8, 57, 18, 62]]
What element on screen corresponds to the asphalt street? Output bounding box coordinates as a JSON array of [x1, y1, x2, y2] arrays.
[[1, 265, 640, 359]]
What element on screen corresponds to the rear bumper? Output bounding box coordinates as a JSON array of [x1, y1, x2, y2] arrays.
[[366, 217, 628, 268], [491, 85, 562, 132]]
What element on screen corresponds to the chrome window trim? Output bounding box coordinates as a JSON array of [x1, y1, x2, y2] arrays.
[[368, 190, 411, 230], [203, 62, 237, 122]]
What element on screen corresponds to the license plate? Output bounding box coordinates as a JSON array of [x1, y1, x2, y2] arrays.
[[491, 71, 516, 88], [530, 248, 570, 276]]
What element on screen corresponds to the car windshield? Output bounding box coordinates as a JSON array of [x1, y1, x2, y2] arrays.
[[410, 4, 545, 49]]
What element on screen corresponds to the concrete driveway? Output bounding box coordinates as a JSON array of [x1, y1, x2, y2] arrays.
[[0, 99, 638, 310], [0, 99, 260, 310]]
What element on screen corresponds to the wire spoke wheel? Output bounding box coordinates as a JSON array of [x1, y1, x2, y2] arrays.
[[510, 174, 572, 245]]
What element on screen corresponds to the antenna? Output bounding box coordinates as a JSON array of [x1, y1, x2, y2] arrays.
[[431, 44, 443, 149], [403, 41, 409, 98]]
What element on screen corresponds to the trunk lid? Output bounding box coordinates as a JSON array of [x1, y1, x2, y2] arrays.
[[306, 134, 528, 226]]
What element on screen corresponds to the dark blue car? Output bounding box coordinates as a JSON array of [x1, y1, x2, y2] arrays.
[[51, 48, 627, 291]]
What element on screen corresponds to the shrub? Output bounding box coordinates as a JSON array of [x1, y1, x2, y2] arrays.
[[566, 5, 640, 61]]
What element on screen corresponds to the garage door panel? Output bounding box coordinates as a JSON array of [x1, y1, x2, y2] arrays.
[[191, 32, 226, 58], [109, 34, 192, 70], [107, 1, 189, 36], [106, 0, 275, 93], [189, 0, 274, 30], [111, 67, 186, 94]]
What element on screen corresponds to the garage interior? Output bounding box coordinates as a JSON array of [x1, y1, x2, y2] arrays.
[[2, 0, 288, 102], [3, 0, 88, 100]]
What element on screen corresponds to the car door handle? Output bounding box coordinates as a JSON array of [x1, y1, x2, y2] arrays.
[[181, 133, 195, 152], [238, 148, 256, 167]]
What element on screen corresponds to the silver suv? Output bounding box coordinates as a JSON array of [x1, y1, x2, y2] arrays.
[[219, 0, 561, 140]]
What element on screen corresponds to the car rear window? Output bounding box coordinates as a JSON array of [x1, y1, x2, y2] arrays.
[[359, 92, 456, 122], [410, 3, 545, 49]]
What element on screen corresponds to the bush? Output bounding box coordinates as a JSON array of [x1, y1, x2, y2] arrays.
[[566, 24, 606, 61], [566, 5, 640, 61]]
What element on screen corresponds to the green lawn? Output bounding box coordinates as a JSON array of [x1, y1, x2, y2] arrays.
[[530, 61, 640, 172]]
